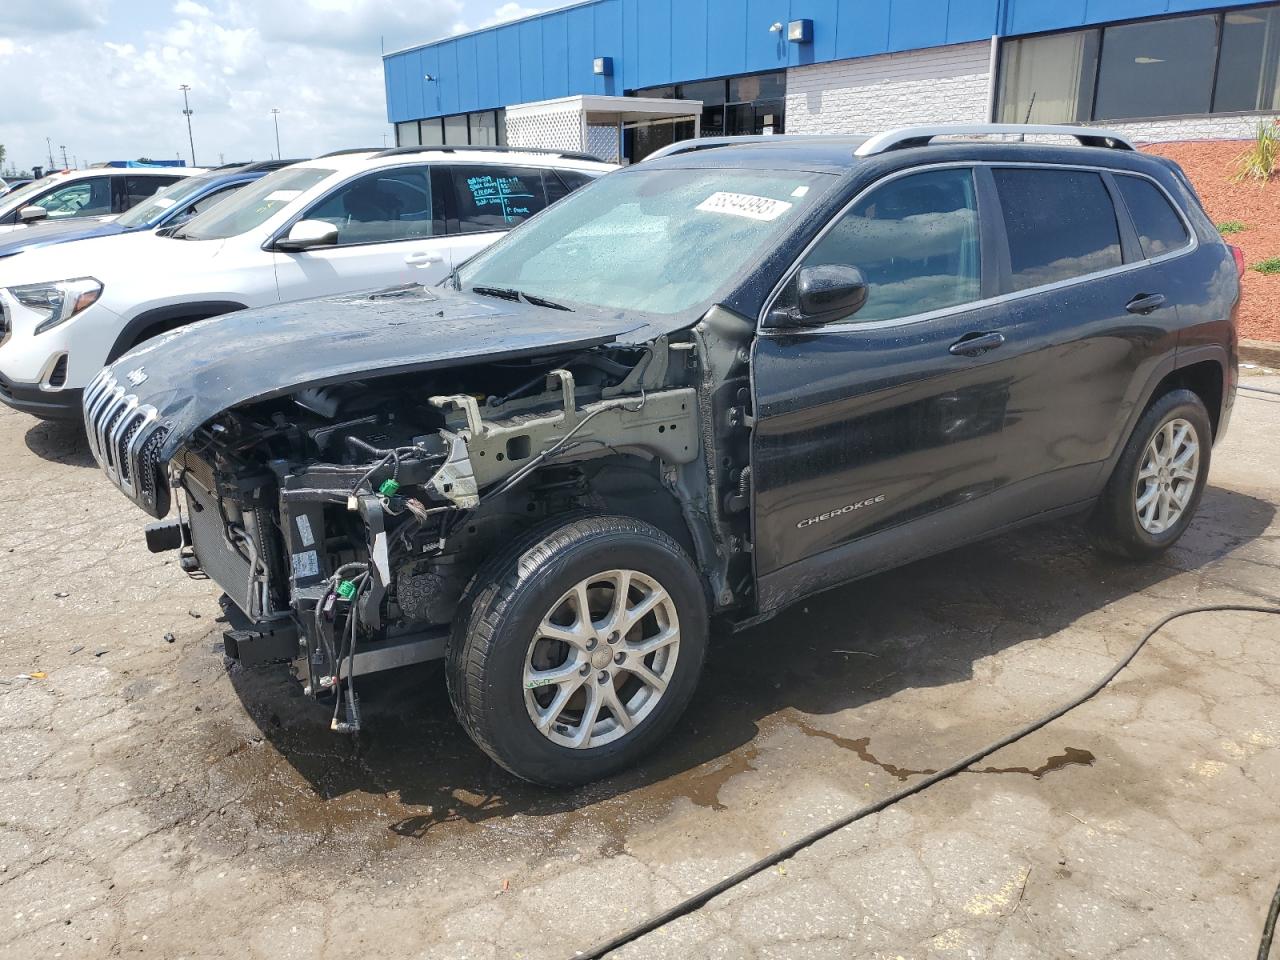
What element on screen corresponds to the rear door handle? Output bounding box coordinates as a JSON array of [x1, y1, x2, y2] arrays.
[[949, 331, 1006, 357], [1126, 293, 1167, 315], [405, 252, 444, 266]]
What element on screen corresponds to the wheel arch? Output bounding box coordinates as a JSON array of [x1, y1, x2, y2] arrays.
[[574, 454, 702, 567], [106, 300, 247, 364]]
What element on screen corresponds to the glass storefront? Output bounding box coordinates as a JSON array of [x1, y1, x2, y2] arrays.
[[627, 70, 786, 161], [998, 2, 1280, 123], [396, 109, 507, 148]]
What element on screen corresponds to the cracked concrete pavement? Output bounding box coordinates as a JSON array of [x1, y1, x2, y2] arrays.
[[1, 374, 1278, 960]]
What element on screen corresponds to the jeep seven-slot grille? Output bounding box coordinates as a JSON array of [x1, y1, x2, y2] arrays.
[[83, 370, 165, 514]]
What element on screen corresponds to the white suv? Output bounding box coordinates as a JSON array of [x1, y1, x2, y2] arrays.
[[0, 167, 198, 234], [0, 147, 613, 419]]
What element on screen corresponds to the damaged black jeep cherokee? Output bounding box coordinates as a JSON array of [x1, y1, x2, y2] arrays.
[[86, 125, 1239, 786]]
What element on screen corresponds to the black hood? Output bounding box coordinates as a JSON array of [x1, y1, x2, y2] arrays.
[[96, 284, 640, 465]]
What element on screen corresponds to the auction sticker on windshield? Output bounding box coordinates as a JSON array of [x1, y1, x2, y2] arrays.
[[696, 192, 793, 222]]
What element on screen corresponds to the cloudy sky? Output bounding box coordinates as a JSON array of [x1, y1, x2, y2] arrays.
[[0, 0, 565, 174]]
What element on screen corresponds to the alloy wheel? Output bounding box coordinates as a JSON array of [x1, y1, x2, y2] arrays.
[[523, 569, 680, 749], [1135, 417, 1200, 535]]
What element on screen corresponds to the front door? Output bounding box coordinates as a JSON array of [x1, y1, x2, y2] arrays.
[[272, 165, 452, 301], [751, 166, 1025, 602]]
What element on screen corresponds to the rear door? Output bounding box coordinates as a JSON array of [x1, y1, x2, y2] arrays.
[[752, 165, 1036, 595], [271, 164, 451, 300], [983, 165, 1184, 507]]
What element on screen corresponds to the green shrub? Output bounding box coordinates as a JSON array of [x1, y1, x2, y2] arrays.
[[1253, 257, 1280, 275], [1234, 120, 1280, 182], [1217, 221, 1247, 235]]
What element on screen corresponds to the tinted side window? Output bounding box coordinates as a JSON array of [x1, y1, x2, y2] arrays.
[[303, 167, 439, 246], [798, 167, 981, 324], [452, 165, 548, 234], [125, 176, 180, 207], [188, 183, 243, 215], [36, 177, 114, 218], [993, 169, 1122, 292], [1115, 175, 1189, 259]]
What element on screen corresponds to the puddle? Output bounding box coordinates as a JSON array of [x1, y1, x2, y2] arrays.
[[794, 719, 1095, 782]]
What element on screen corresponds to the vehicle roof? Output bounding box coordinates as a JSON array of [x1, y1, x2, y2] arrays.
[[639, 132, 1166, 177], [289, 147, 616, 176]]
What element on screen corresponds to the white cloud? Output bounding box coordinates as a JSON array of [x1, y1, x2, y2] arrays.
[[480, 3, 545, 27], [0, 0, 577, 175]]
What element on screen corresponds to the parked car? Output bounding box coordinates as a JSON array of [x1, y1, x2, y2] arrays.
[[0, 167, 199, 234], [82, 125, 1238, 786], [0, 160, 306, 261], [0, 146, 611, 418], [5, 180, 34, 194]]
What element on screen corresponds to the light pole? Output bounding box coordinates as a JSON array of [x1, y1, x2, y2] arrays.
[[45, 137, 54, 170], [179, 84, 196, 167], [60, 145, 69, 169], [270, 108, 281, 160]]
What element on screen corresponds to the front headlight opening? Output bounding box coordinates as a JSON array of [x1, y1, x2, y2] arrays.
[[9, 277, 103, 334]]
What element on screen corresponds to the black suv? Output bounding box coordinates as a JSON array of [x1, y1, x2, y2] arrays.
[[85, 125, 1239, 786]]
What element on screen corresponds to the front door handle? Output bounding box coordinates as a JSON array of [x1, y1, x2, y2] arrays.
[[949, 331, 1006, 357], [405, 251, 444, 266], [1126, 293, 1167, 315]]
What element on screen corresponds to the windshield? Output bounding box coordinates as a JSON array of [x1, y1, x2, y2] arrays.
[[117, 175, 217, 228], [457, 167, 834, 317], [0, 175, 59, 215], [175, 166, 333, 240]]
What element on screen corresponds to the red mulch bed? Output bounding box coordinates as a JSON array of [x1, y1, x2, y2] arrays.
[[1142, 140, 1280, 342]]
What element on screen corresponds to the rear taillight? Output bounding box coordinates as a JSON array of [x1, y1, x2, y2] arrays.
[[1229, 244, 1246, 278]]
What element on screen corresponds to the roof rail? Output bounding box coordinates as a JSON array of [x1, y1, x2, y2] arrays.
[[240, 158, 309, 172], [317, 148, 385, 158], [369, 144, 606, 163], [854, 124, 1136, 157], [643, 134, 859, 162]]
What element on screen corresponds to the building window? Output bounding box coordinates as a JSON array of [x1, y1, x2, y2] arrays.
[[629, 71, 786, 160], [421, 119, 445, 146], [997, 3, 1280, 124], [997, 30, 1098, 123], [1215, 6, 1280, 113], [396, 121, 421, 147], [443, 114, 469, 145], [1094, 15, 1217, 121], [470, 110, 500, 146]]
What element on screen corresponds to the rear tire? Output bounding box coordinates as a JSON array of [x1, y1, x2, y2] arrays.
[[1089, 389, 1211, 559], [446, 514, 709, 787]]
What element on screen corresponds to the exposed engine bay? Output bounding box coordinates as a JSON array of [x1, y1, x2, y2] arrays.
[[150, 319, 752, 731]]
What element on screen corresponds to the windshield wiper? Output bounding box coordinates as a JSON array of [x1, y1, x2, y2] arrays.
[[471, 285, 520, 302], [471, 285, 572, 312], [520, 292, 572, 312]]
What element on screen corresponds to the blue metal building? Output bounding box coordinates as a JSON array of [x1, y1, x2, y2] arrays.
[[383, 0, 1280, 159]]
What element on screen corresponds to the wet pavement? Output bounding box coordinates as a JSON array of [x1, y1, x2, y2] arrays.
[[1, 373, 1278, 960]]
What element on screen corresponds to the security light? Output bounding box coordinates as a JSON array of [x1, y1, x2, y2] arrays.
[[788, 19, 813, 43]]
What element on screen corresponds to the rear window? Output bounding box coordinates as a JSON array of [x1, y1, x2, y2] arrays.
[[1115, 175, 1190, 259], [993, 168, 1123, 292]]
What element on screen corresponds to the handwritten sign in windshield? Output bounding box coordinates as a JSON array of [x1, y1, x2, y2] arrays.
[[466, 174, 535, 224]]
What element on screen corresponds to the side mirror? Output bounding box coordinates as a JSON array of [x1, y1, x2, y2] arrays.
[[18, 205, 48, 224], [275, 219, 339, 252], [769, 264, 869, 328]]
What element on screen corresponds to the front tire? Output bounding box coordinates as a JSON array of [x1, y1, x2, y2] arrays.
[[446, 515, 709, 787], [1089, 389, 1212, 559]]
